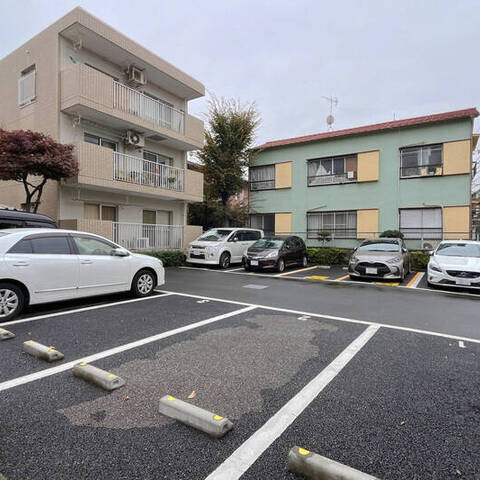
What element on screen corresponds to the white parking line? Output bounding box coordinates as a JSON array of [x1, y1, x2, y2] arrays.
[[0, 293, 175, 327], [205, 325, 380, 480], [157, 290, 480, 344], [0, 306, 257, 392]]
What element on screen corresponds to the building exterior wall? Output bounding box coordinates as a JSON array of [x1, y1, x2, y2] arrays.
[[0, 7, 205, 248], [249, 118, 474, 248]]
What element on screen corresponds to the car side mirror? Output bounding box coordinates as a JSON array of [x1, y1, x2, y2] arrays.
[[233, 237, 238, 242], [428, 250, 434, 256], [402, 248, 408, 253], [113, 247, 129, 257]]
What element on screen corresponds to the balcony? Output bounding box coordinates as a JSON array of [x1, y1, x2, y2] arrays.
[[65, 142, 203, 202], [60, 64, 204, 150], [113, 223, 183, 250]]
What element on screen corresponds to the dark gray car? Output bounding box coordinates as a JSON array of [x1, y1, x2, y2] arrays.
[[348, 238, 410, 281]]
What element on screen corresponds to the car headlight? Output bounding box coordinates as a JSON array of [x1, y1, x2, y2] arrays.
[[265, 251, 278, 258], [350, 255, 359, 263], [386, 256, 402, 264], [429, 262, 442, 273]]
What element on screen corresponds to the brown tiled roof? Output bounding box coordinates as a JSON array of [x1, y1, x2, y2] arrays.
[[256, 108, 479, 150]]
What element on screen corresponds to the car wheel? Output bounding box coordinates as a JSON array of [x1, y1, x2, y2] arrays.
[[0, 283, 25, 321], [276, 258, 285, 273], [219, 252, 231, 269], [131, 269, 156, 297], [301, 255, 308, 267]]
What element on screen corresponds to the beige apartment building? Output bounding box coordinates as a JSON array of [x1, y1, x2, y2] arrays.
[[0, 7, 204, 249]]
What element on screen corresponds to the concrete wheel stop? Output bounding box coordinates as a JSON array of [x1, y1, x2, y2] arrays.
[[0, 328, 15, 340], [73, 362, 126, 391], [158, 395, 233, 438], [22, 340, 64, 362]]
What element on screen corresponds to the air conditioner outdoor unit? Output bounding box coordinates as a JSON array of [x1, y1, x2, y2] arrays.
[[136, 237, 149, 249], [347, 171, 355, 179], [127, 65, 146, 86], [125, 131, 145, 148]]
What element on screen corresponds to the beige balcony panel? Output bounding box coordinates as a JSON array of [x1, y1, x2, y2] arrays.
[[67, 142, 203, 202], [60, 64, 204, 150]]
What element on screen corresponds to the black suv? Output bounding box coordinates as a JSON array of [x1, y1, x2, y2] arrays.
[[0, 209, 57, 230]]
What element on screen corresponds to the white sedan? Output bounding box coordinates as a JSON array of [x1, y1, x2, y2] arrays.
[[0, 229, 165, 321], [427, 240, 480, 289]]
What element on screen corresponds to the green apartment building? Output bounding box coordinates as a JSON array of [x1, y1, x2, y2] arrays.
[[248, 108, 479, 249]]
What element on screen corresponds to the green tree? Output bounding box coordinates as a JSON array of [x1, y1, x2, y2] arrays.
[[196, 95, 260, 226]]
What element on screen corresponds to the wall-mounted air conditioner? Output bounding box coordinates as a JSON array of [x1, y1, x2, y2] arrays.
[[124, 131, 145, 148], [127, 65, 146, 86], [347, 171, 355, 179]]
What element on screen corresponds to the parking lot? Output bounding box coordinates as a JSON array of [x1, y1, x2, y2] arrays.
[[1, 267, 479, 479]]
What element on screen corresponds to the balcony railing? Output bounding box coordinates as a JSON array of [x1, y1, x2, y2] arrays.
[[113, 222, 183, 250], [308, 173, 357, 186], [113, 151, 184, 191], [400, 164, 443, 178], [113, 81, 185, 134]]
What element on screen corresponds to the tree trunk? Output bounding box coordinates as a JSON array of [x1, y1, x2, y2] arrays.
[[220, 192, 229, 227]]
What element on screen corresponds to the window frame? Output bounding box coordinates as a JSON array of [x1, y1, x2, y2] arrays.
[[249, 165, 276, 191], [249, 213, 275, 234], [83, 203, 117, 222], [307, 155, 358, 187], [143, 150, 173, 166], [399, 144, 443, 179], [71, 234, 119, 256], [84, 133, 118, 151], [399, 207, 443, 240], [18, 65, 36, 107], [306, 210, 357, 239]]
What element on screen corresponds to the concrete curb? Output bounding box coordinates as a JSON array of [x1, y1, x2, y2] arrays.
[[158, 395, 233, 438], [0, 328, 15, 340], [22, 340, 64, 362], [73, 363, 125, 391], [287, 446, 380, 480]]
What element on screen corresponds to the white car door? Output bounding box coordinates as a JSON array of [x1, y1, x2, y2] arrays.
[[230, 230, 251, 262], [72, 234, 131, 297], [4, 233, 79, 304]]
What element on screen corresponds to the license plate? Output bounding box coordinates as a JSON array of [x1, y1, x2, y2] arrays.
[[366, 267, 377, 275], [250, 260, 259, 266], [456, 278, 471, 286], [192, 250, 200, 255]]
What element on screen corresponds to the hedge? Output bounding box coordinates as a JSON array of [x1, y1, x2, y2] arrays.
[[307, 247, 354, 266], [139, 250, 186, 267], [307, 247, 430, 271], [409, 251, 430, 271]]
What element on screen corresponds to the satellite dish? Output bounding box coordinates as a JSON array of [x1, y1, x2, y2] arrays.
[[326, 115, 335, 126]]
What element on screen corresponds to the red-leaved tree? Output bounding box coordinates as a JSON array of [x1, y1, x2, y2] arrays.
[[0, 129, 78, 213]]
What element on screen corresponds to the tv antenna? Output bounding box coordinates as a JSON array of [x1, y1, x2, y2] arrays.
[[322, 96, 338, 131]]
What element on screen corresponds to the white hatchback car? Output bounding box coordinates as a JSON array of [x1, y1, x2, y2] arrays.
[[428, 240, 480, 289], [187, 228, 263, 268], [0, 229, 165, 321]]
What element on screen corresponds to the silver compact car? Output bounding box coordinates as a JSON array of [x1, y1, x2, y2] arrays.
[[348, 238, 410, 281], [427, 240, 480, 289]]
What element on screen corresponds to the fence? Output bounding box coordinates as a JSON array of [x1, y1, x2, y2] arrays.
[[113, 223, 184, 250]]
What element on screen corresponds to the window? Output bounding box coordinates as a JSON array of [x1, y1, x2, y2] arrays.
[[307, 211, 357, 239], [30, 236, 71, 254], [249, 165, 275, 191], [84, 203, 117, 221], [399, 208, 442, 239], [243, 230, 262, 241], [143, 151, 173, 166], [84, 133, 117, 151], [250, 214, 275, 234], [400, 145, 442, 178], [18, 65, 36, 106], [8, 239, 33, 254], [73, 236, 116, 256], [308, 155, 357, 186]]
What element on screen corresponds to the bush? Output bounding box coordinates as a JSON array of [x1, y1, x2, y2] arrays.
[[307, 247, 353, 266], [140, 250, 186, 267], [409, 250, 430, 271], [380, 230, 404, 239]]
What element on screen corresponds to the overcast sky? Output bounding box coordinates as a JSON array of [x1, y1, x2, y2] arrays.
[[0, 0, 478, 145]]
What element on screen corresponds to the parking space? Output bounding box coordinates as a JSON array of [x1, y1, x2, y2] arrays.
[[1, 268, 479, 480]]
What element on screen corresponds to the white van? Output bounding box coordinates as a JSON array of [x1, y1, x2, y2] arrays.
[[187, 228, 264, 268]]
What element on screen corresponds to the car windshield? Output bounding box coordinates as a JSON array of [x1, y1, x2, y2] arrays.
[[357, 241, 400, 252], [252, 238, 284, 249], [436, 243, 480, 258], [197, 229, 233, 242]]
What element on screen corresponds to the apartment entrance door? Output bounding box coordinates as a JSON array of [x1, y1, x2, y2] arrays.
[[142, 210, 156, 248]]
